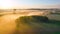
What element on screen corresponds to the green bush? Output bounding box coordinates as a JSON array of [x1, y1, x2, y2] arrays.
[[16, 15, 49, 24]]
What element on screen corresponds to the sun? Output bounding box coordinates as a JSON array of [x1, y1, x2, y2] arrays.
[[0, 0, 14, 9], [1, 4, 13, 9]]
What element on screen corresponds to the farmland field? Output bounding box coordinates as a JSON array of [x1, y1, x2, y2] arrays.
[[0, 10, 60, 34]]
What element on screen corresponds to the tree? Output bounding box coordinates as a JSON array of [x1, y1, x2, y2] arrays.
[[13, 9, 16, 14]]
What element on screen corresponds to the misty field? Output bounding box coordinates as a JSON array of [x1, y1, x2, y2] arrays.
[[15, 15, 60, 34], [0, 10, 60, 34]]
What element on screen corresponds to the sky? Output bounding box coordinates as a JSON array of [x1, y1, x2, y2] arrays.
[[0, 0, 60, 9]]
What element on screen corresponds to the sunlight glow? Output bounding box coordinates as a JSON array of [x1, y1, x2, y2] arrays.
[[0, 0, 14, 9], [0, 0, 60, 9]]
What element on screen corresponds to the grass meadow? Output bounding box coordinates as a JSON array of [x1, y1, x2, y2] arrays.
[[0, 10, 60, 34]]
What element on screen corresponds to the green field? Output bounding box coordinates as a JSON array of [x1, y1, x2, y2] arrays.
[[15, 14, 60, 34], [0, 11, 60, 34]]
